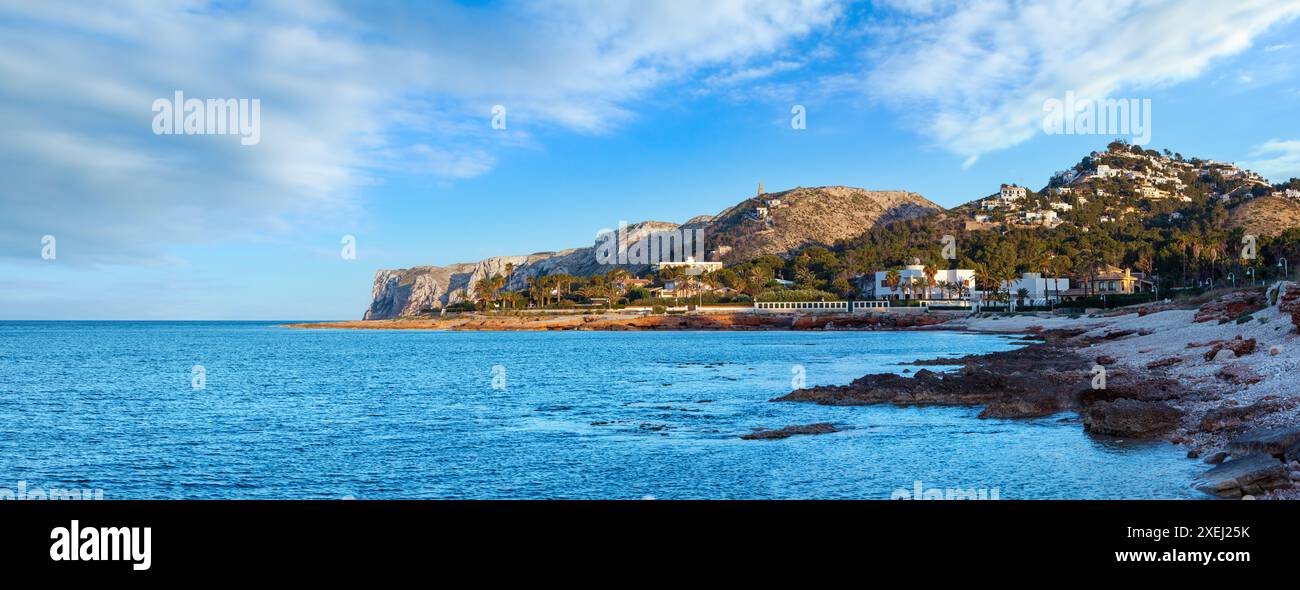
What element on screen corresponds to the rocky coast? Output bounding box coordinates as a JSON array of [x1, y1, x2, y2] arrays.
[[772, 282, 1300, 498]]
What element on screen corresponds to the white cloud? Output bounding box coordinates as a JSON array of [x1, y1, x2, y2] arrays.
[[0, 0, 840, 265], [865, 0, 1300, 162], [1242, 139, 1300, 182]]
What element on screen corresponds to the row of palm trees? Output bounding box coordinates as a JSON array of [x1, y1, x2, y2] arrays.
[[474, 266, 646, 310]]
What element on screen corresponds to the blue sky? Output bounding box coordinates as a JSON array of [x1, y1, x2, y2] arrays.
[[4, 0, 1300, 319]]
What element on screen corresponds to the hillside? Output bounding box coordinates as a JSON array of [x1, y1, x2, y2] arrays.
[[363, 185, 939, 319], [949, 141, 1299, 238], [1228, 194, 1300, 237], [708, 186, 941, 263]]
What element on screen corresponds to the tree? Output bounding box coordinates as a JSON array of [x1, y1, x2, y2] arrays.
[[973, 263, 993, 302], [922, 264, 938, 300], [884, 269, 901, 300], [743, 266, 772, 299]]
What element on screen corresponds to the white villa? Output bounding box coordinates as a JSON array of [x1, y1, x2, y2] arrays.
[[654, 257, 724, 274], [860, 265, 1069, 306], [983, 184, 1029, 210], [861, 264, 975, 300]]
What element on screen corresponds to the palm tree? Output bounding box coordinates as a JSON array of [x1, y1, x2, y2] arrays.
[[973, 263, 993, 303], [526, 277, 542, 308], [998, 265, 1019, 307], [1048, 255, 1071, 305], [923, 264, 938, 301], [884, 269, 901, 301], [473, 276, 496, 310], [743, 266, 772, 300], [606, 267, 630, 293]]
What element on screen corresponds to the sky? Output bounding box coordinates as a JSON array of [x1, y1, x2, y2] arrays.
[[3, 0, 1300, 320]]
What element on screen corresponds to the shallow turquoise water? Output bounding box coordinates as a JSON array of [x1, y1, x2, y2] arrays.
[[0, 322, 1206, 499]]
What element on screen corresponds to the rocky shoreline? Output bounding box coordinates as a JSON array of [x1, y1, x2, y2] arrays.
[[771, 284, 1300, 499]]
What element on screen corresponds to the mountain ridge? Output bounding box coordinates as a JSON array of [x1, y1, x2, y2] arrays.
[[363, 185, 940, 319]]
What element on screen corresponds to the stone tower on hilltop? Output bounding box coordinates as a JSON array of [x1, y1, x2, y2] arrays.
[[757, 182, 764, 197]]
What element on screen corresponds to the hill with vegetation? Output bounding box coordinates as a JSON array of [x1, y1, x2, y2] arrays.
[[365, 140, 1300, 318]]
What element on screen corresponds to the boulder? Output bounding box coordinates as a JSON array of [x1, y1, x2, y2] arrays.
[[1215, 364, 1263, 385], [1199, 400, 1286, 432], [1096, 355, 1118, 366], [1146, 357, 1183, 369], [1194, 289, 1265, 323], [1203, 338, 1257, 361], [740, 423, 838, 440], [1078, 378, 1185, 406], [1227, 427, 1300, 457], [1274, 282, 1300, 332], [979, 391, 1065, 419], [1083, 399, 1182, 438], [1203, 451, 1230, 464], [1192, 454, 1290, 497]]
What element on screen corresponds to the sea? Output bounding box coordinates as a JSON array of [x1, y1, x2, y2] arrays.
[[0, 322, 1207, 499]]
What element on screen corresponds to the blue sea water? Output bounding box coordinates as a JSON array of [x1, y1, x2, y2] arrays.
[[0, 322, 1206, 499]]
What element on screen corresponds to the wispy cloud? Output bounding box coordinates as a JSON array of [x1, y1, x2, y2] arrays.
[[0, 0, 840, 265], [1241, 139, 1300, 182], [864, 0, 1300, 164]]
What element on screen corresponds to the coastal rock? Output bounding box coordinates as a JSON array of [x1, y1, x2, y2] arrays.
[[1192, 454, 1290, 497], [1215, 363, 1263, 385], [1146, 356, 1183, 369], [740, 423, 838, 440], [1082, 399, 1182, 438], [1227, 427, 1300, 458], [979, 391, 1065, 419], [1078, 378, 1185, 406], [1194, 289, 1264, 323], [1199, 400, 1288, 432], [1203, 451, 1230, 465], [1203, 337, 1256, 361], [1278, 282, 1300, 332], [1095, 355, 1117, 366]]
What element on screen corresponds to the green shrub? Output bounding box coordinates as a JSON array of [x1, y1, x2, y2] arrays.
[[756, 288, 840, 302]]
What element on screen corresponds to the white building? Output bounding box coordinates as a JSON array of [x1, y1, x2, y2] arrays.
[[654, 257, 724, 274], [1095, 164, 1119, 179], [1022, 209, 1058, 223], [1050, 201, 1073, 212], [1003, 273, 1069, 304], [1000, 184, 1027, 203], [863, 264, 975, 300]]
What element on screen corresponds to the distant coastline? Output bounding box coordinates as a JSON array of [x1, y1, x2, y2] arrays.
[[282, 310, 957, 331]]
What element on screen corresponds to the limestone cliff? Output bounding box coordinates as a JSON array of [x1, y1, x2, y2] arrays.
[[363, 186, 941, 319]]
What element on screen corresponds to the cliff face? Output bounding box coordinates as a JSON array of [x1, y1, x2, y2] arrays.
[[363, 222, 679, 319], [363, 186, 941, 319]]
